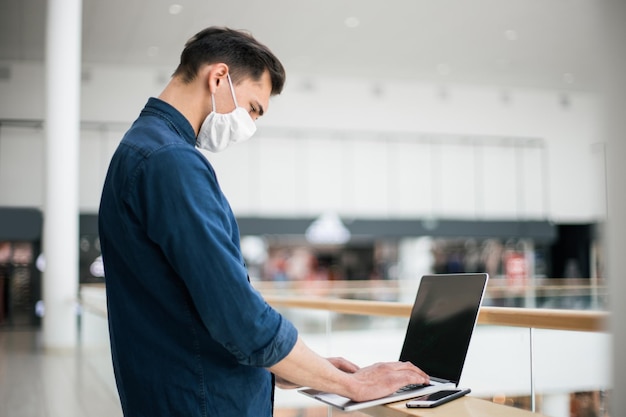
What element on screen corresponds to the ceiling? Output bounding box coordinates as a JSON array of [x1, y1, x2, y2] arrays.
[[0, 0, 605, 92]]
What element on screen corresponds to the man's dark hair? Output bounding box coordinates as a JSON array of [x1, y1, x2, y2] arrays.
[[173, 26, 285, 95]]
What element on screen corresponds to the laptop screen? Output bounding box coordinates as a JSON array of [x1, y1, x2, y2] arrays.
[[399, 273, 488, 384]]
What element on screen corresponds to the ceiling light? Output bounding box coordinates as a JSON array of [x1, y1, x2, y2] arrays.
[[500, 89, 512, 104], [344, 17, 360, 28], [240, 236, 268, 264], [90, 256, 105, 277], [436, 63, 451, 76], [169, 4, 183, 15], [305, 212, 351, 245], [504, 30, 518, 41], [371, 83, 384, 98], [147, 46, 159, 57]]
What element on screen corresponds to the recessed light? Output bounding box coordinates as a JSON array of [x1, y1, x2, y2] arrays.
[[504, 30, 518, 41], [436, 63, 451, 76], [560, 92, 571, 109], [344, 17, 360, 28], [563, 73, 575, 84], [169, 4, 183, 15]]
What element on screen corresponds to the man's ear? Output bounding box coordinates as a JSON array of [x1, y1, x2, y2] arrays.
[[206, 63, 229, 94]]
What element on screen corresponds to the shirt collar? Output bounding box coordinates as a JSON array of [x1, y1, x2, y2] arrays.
[[143, 97, 197, 147]]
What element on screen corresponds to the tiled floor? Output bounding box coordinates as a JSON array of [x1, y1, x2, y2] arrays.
[[0, 328, 355, 417], [0, 329, 123, 417]]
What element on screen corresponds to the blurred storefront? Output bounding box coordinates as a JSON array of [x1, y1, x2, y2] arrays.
[[0, 208, 42, 327], [0, 210, 605, 328]]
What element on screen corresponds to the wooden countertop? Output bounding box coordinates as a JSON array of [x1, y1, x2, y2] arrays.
[[363, 396, 546, 417]]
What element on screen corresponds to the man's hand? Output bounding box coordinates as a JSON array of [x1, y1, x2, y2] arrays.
[[326, 357, 360, 374], [346, 361, 430, 402], [269, 337, 429, 402]]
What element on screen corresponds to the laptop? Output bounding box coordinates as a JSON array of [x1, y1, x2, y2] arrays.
[[299, 273, 488, 411]]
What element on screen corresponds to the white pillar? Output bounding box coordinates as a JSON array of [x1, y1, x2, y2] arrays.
[[601, 2, 626, 417], [43, 0, 82, 350]]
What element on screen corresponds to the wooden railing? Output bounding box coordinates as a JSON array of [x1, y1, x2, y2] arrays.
[[256, 278, 608, 332], [80, 283, 609, 332], [263, 296, 608, 332]]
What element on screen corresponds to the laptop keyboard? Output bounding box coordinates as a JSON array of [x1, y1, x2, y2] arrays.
[[395, 383, 431, 393]]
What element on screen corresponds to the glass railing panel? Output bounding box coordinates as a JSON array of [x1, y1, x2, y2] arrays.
[[531, 328, 612, 417], [460, 325, 534, 411], [266, 279, 609, 416], [272, 307, 612, 416], [255, 277, 609, 312], [482, 278, 608, 311], [79, 283, 611, 417]]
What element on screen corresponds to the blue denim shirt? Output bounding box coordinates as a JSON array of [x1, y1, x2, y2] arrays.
[[98, 98, 298, 417]]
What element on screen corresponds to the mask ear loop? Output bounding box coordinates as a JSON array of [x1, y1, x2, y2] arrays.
[[226, 73, 239, 107], [210, 93, 216, 113]]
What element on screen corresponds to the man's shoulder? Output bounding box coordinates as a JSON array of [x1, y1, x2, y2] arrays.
[[118, 126, 213, 181], [122, 116, 184, 149]]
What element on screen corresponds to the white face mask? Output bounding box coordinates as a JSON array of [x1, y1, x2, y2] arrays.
[[196, 74, 257, 153]]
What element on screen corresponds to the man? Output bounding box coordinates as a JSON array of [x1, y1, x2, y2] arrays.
[[99, 26, 429, 417]]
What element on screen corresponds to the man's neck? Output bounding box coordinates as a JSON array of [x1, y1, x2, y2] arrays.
[[158, 77, 209, 136]]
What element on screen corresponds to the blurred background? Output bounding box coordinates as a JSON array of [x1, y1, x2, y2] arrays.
[[0, 0, 609, 308], [0, 1, 623, 417]]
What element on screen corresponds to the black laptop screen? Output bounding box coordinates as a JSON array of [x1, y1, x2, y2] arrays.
[[398, 273, 487, 384]]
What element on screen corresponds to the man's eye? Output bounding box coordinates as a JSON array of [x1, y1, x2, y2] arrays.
[[250, 105, 257, 113]]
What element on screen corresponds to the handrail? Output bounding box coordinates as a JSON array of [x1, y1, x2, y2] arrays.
[[263, 296, 608, 332], [80, 284, 608, 332]]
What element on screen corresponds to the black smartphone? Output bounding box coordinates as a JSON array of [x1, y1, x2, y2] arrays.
[[405, 388, 471, 408]]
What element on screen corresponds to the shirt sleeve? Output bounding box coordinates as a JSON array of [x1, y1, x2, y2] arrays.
[[128, 144, 297, 367]]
